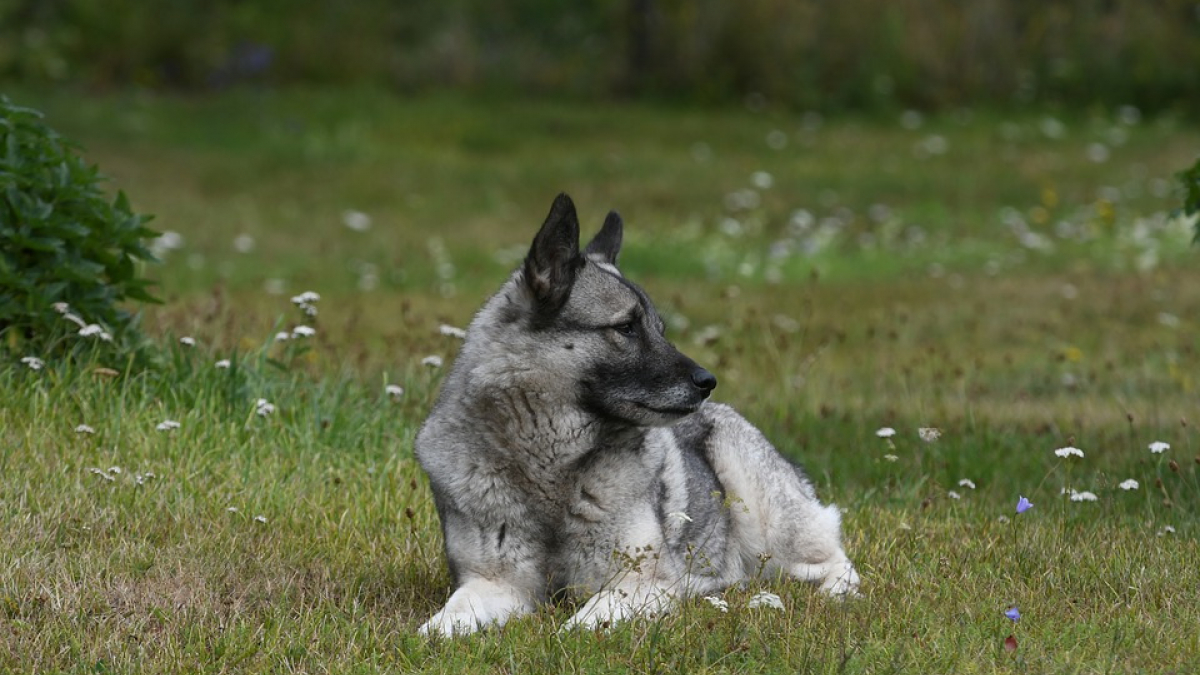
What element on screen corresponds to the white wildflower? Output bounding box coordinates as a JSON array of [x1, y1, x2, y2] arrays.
[[291, 291, 321, 305], [255, 399, 276, 416], [422, 355, 444, 368], [1157, 525, 1176, 537], [226, 506, 239, 513], [1069, 490, 1098, 502], [1118, 479, 1139, 491], [1148, 441, 1169, 454], [107, 466, 122, 475], [52, 302, 70, 314], [997, 515, 1010, 524], [156, 420, 181, 432], [948, 491, 961, 500], [274, 331, 290, 342], [747, 591, 784, 611], [215, 359, 231, 369], [918, 427, 941, 442], [1054, 446, 1084, 459], [78, 324, 112, 341], [667, 511, 693, 524], [62, 312, 86, 328], [704, 596, 729, 613], [233, 234, 255, 253], [88, 467, 115, 482], [342, 210, 372, 232], [875, 427, 896, 438], [21, 356, 45, 371], [253, 515, 267, 524], [883, 454, 899, 462], [958, 479, 976, 489], [385, 384, 405, 398], [291, 325, 316, 338], [179, 336, 196, 347], [75, 424, 95, 434], [438, 324, 467, 339], [135, 472, 155, 486]]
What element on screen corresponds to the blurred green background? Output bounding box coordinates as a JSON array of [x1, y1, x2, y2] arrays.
[[4, 0, 1200, 112]]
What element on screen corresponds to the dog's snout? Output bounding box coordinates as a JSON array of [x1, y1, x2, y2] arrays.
[[691, 367, 717, 393]]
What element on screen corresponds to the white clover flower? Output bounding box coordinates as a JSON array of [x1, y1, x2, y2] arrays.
[[704, 596, 729, 613], [75, 424, 95, 434], [291, 325, 316, 338], [274, 332, 290, 342], [948, 491, 961, 500], [1068, 490, 1098, 502], [438, 324, 467, 339], [875, 427, 896, 438], [750, 171, 774, 190], [179, 336, 196, 347], [215, 359, 231, 369], [1054, 446, 1085, 459], [385, 384, 404, 398], [79, 324, 112, 341], [958, 479, 976, 489], [422, 355, 444, 368], [255, 399, 276, 416], [747, 591, 784, 610], [1119, 479, 1139, 491], [1149, 441, 1170, 454], [342, 210, 372, 232], [156, 420, 181, 432], [883, 454, 899, 462], [667, 511, 693, 524], [20, 356, 45, 371], [918, 427, 941, 442], [253, 515, 267, 524]]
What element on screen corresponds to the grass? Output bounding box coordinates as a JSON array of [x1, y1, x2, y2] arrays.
[[3, 87, 1200, 673]]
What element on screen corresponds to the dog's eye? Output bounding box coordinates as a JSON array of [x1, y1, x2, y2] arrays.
[[613, 321, 638, 337]]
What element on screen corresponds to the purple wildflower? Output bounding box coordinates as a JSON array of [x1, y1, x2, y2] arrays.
[[1005, 606, 1020, 622], [1016, 496, 1033, 514]]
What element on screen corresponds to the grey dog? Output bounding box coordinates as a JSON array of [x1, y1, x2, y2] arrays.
[[416, 194, 859, 635]]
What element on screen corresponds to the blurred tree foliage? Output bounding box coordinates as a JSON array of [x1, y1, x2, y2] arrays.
[[2, 0, 1198, 111]]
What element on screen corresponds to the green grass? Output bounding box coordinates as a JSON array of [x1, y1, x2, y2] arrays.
[[3, 87, 1200, 673]]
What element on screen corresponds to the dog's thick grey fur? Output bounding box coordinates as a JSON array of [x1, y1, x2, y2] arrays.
[[415, 194, 859, 636]]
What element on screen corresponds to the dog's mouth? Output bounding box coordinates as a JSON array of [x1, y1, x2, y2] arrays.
[[633, 401, 702, 417]]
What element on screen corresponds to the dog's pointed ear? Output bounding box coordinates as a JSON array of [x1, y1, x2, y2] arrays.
[[584, 210, 623, 267], [523, 193, 583, 316]]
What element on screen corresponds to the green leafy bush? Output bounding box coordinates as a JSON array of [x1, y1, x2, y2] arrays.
[[1, 96, 160, 362], [1179, 157, 1200, 243]]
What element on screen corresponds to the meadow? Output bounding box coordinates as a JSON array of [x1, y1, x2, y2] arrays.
[[3, 88, 1200, 673]]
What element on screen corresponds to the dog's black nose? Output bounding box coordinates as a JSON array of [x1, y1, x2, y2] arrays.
[[691, 367, 717, 392]]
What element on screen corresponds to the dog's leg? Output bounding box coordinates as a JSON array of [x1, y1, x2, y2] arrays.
[[418, 577, 535, 636], [561, 580, 676, 631], [765, 501, 861, 598]]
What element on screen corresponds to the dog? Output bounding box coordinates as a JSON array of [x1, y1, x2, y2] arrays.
[[415, 194, 859, 636]]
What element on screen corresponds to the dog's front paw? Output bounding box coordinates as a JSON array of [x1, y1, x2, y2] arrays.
[[418, 610, 483, 637], [819, 561, 861, 598], [561, 588, 673, 632]]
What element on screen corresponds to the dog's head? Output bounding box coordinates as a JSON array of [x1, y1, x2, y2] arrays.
[[512, 193, 717, 427]]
